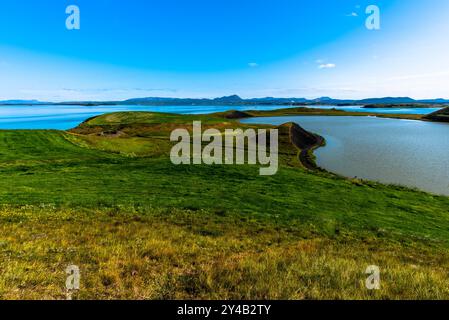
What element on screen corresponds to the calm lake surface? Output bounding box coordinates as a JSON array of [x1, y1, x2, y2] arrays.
[[306, 105, 442, 115], [0, 104, 298, 130], [0, 104, 441, 130], [242, 116, 449, 196]]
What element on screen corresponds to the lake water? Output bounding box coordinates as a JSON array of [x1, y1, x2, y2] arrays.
[[242, 116, 449, 196], [0, 104, 441, 130], [0, 104, 302, 130], [306, 105, 442, 115]]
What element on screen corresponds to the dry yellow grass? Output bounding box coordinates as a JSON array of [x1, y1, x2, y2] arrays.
[[1, 206, 448, 300]]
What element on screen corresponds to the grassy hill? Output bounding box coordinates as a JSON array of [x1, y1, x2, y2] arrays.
[[0, 111, 449, 299], [425, 107, 449, 122]]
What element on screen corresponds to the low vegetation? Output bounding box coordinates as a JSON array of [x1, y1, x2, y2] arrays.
[[424, 107, 449, 122], [0, 110, 448, 299]]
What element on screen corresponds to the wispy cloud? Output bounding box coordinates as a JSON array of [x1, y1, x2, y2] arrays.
[[18, 87, 180, 101], [247, 86, 360, 98], [57, 88, 179, 94], [248, 62, 259, 68], [346, 4, 361, 17], [318, 63, 336, 69]]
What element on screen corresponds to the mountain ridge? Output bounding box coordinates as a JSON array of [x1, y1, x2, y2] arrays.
[[1, 95, 449, 106]]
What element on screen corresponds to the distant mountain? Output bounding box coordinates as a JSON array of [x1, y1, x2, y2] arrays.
[[122, 96, 449, 107], [357, 97, 416, 104], [313, 97, 333, 103], [355, 97, 449, 105], [213, 95, 244, 103], [124, 95, 317, 106], [125, 95, 248, 106], [124, 97, 184, 103], [247, 97, 308, 103], [418, 98, 449, 104], [2, 95, 449, 106]]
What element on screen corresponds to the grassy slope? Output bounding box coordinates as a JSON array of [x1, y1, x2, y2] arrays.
[[425, 107, 449, 122], [0, 111, 449, 299]]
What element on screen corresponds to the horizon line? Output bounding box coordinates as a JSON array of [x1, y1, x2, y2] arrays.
[[1, 95, 449, 104]]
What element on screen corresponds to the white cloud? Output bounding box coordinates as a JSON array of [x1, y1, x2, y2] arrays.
[[318, 63, 336, 69], [248, 62, 259, 68], [346, 12, 358, 17]]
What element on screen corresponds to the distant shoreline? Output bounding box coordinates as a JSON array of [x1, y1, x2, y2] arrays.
[[1, 95, 448, 107]]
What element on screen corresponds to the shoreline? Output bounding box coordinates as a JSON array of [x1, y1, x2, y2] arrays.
[[0, 104, 445, 131], [234, 112, 448, 197], [229, 106, 428, 122], [287, 122, 326, 170]]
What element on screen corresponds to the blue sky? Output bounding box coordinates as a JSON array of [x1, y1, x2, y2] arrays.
[[0, 0, 448, 101]]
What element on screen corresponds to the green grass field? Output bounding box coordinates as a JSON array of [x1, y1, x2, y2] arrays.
[[0, 111, 448, 299]]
